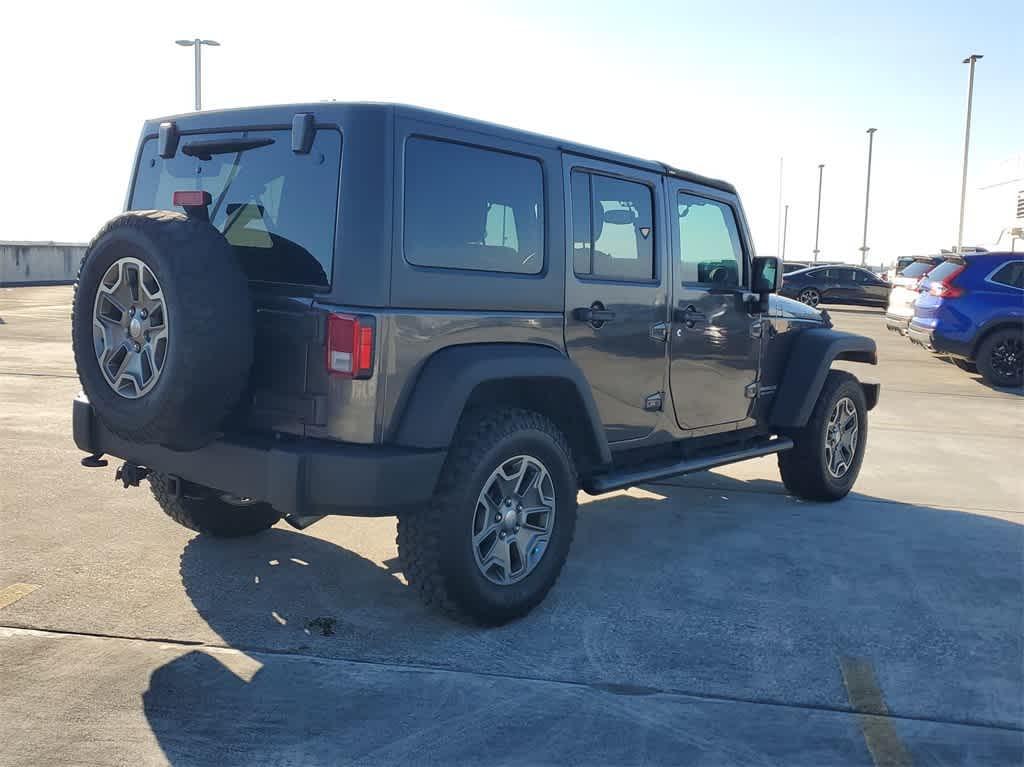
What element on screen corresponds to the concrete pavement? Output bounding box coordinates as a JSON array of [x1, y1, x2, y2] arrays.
[[1, 287, 1021, 765]]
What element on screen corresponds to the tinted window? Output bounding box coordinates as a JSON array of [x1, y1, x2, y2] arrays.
[[991, 261, 1024, 289], [131, 129, 342, 287], [571, 172, 654, 281], [853, 269, 881, 283], [900, 262, 934, 279], [837, 269, 857, 284], [404, 138, 543, 274], [927, 260, 965, 283], [677, 193, 743, 286]]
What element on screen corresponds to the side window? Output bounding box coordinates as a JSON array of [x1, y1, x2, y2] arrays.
[[404, 137, 543, 274], [677, 192, 743, 287], [571, 171, 654, 281], [991, 262, 1024, 289], [838, 269, 856, 283]]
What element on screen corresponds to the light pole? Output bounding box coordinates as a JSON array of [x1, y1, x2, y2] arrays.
[[956, 54, 983, 254], [781, 204, 790, 261], [175, 38, 220, 111], [776, 157, 784, 258], [859, 128, 877, 266], [813, 164, 824, 263]]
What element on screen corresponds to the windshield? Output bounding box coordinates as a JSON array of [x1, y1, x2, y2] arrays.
[[130, 128, 341, 288]]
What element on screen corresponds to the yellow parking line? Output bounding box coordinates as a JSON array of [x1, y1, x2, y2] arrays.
[[840, 656, 913, 767], [0, 583, 40, 610]]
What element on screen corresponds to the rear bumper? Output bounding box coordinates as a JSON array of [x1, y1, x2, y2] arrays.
[[884, 313, 912, 333], [73, 395, 446, 517], [907, 322, 935, 351], [907, 322, 972, 359]]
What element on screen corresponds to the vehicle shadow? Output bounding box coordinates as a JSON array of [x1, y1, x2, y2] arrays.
[[142, 474, 1024, 766]]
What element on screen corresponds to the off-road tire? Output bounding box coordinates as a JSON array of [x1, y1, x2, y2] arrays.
[[397, 408, 578, 625], [72, 211, 252, 451], [975, 327, 1023, 388], [149, 472, 281, 537], [778, 370, 867, 501]]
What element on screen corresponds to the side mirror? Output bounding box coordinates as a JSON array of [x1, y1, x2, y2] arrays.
[[752, 256, 782, 294]]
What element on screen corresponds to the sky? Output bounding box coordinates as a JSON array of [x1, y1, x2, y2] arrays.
[[3, 0, 1021, 264]]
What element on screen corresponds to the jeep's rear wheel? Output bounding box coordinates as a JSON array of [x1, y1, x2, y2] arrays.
[[149, 472, 281, 537], [778, 371, 867, 501], [397, 409, 578, 625]]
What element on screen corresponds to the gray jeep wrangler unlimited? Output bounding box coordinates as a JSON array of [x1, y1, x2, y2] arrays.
[[72, 103, 878, 624]]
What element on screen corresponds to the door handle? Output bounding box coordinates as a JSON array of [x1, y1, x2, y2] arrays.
[[572, 304, 616, 324], [675, 305, 706, 329]]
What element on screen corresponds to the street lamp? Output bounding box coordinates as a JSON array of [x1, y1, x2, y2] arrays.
[[859, 128, 877, 266], [956, 54, 983, 254], [175, 38, 220, 111], [813, 164, 824, 263], [781, 204, 790, 261]]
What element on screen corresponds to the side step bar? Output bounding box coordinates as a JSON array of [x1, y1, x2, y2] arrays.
[[582, 437, 794, 495]]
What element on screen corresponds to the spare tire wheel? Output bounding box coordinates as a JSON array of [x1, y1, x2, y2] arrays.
[[72, 210, 253, 451]]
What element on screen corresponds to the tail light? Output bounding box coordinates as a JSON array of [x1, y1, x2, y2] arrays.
[[326, 313, 374, 379], [929, 265, 966, 298]]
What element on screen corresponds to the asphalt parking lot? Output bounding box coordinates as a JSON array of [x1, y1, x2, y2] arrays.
[[1, 285, 1021, 766]]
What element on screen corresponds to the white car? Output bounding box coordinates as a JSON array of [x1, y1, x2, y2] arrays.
[[884, 260, 942, 333]]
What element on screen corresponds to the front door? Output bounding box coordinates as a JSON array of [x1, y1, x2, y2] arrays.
[[563, 156, 668, 444], [668, 184, 760, 429]]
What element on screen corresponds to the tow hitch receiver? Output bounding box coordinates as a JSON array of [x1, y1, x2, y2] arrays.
[[115, 462, 151, 488]]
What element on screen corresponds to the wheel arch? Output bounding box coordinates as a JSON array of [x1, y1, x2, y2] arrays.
[[770, 328, 878, 429], [392, 343, 612, 473], [970, 318, 1024, 360]]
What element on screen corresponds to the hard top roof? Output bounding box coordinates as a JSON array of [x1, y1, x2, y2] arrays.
[[146, 101, 738, 195]]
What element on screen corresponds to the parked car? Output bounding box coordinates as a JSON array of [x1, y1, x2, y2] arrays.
[[882, 254, 945, 283], [70, 102, 879, 624], [884, 259, 942, 334], [908, 252, 1024, 387], [781, 265, 890, 308], [783, 260, 841, 274]]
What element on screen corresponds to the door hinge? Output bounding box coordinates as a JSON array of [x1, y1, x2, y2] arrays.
[[744, 383, 758, 399], [644, 391, 664, 411], [650, 322, 668, 342]]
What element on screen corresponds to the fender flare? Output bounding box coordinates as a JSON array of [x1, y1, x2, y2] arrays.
[[392, 343, 612, 465], [770, 328, 878, 428]]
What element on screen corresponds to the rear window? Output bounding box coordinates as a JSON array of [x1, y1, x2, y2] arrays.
[[130, 128, 342, 288], [926, 260, 964, 283], [901, 262, 934, 279], [403, 137, 543, 275]]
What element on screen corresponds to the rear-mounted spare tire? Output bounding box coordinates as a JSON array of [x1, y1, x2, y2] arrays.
[[72, 210, 253, 451]]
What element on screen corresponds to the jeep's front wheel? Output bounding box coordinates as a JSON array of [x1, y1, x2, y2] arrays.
[[149, 472, 281, 537], [397, 409, 578, 625], [778, 371, 867, 501]]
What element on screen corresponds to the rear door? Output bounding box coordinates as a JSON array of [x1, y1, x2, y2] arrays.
[[667, 182, 759, 429], [562, 156, 668, 444], [129, 126, 343, 436]]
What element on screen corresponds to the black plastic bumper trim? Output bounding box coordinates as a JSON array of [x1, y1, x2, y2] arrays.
[[73, 395, 445, 517]]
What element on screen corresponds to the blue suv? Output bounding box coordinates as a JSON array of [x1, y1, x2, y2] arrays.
[[909, 252, 1024, 387]]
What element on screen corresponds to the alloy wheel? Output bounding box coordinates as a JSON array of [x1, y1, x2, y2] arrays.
[[799, 289, 820, 307], [92, 257, 169, 398], [471, 455, 556, 585], [990, 337, 1023, 383], [824, 396, 858, 479]]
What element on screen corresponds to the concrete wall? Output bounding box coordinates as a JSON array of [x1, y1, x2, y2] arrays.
[[0, 242, 88, 286]]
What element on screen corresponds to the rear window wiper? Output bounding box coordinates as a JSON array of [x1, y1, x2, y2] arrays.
[[181, 137, 275, 160]]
